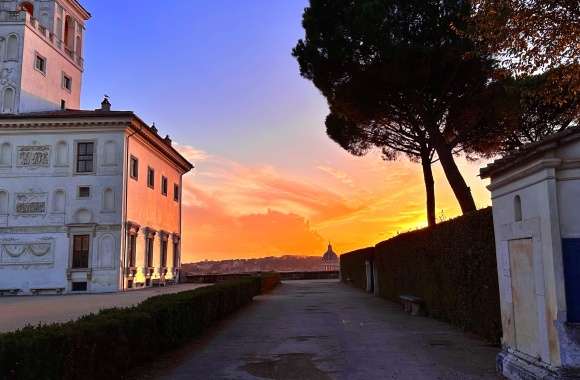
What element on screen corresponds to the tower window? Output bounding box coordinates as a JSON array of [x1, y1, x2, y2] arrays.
[[62, 73, 72, 91], [34, 53, 46, 74]]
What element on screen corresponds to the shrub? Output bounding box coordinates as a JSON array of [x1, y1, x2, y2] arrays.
[[257, 272, 281, 293], [0, 277, 263, 380]]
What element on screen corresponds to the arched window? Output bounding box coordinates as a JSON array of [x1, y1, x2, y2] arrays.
[[2, 88, 15, 113], [55, 141, 68, 166], [53, 190, 66, 213], [103, 141, 117, 166], [0, 190, 8, 214], [514, 195, 522, 222], [6, 35, 18, 60], [0, 142, 11, 166], [64, 15, 75, 50], [56, 17, 63, 41], [103, 188, 114, 211], [19, 2, 34, 17]]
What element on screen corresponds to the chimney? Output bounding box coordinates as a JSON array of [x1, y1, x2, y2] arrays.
[[99, 96, 111, 111]]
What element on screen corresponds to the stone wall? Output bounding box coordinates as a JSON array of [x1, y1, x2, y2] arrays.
[[340, 208, 502, 343]]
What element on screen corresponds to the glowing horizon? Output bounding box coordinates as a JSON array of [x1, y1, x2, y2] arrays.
[[80, 0, 492, 262]]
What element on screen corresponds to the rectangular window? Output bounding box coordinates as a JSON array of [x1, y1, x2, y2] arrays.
[[76, 142, 94, 173], [128, 234, 136, 268], [147, 167, 155, 189], [173, 184, 179, 202], [62, 73, 72, 91], [72, 235, 90, 269], [130, 156, 139, 180], [78, 186, 90, 198], [146, 237, 154, 268], [161, 176, 168, 196], [173, 241, 179, 268], [35, 54, 47, 74], [160, 240, 167, 268], [71, 282, 87, 292]]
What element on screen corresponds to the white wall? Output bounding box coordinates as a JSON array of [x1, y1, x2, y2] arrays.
[[0, 129, 124, 293]]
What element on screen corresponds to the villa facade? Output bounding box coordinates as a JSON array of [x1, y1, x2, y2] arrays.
[[0, 0, 193, 295]]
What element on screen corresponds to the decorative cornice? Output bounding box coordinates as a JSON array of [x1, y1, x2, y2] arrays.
[[486, 158, 562, 192], [0, 112, 193, 174]]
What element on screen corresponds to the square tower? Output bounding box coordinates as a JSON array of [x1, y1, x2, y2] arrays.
[[0, 0, 90, 114]]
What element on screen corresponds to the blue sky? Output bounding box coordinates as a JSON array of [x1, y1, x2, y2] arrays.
[[81, 0, 332, 171]]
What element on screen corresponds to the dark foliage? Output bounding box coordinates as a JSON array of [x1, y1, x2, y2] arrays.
[[340, 208, 501, 343], [340, 247, 374, 290], [293, 0, 501, 215], [0, 277, 273, 380]]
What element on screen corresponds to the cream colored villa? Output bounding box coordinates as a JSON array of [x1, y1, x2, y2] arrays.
[[0, 0, 193, 295]]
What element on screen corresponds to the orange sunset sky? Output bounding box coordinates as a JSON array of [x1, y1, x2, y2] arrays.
[[81, 1, 493, 262]]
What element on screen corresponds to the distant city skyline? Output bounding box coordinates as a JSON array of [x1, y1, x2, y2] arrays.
[[80, 0, 491, 262]]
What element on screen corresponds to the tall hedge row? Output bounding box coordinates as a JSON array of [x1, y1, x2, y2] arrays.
[[341, 208, 502, 343], [340, 247, 374, 289], [0, 277, 267, 380]]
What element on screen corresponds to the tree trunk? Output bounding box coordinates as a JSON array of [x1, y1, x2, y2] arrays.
[[420, 151, 436, 227], [429, 130, 477, 214]]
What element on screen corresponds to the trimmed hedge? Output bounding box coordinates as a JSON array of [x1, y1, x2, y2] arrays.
[[340, 247, 374, 289], [258, 272, 281, 293], [0, 277, 267, 380], [341, 208, 502, 343]]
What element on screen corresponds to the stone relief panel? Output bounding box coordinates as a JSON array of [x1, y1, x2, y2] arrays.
[[15, 192, 48, 214], [97, 235, 115, 269], [16, 145, 51, 168], [0, 238, 55, 266]]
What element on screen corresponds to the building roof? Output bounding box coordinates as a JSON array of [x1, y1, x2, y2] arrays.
[[0, 108, 194, 173], [322, 244, 338, 262], [480, 126, 580, 179], [68, 0, 92, 20]]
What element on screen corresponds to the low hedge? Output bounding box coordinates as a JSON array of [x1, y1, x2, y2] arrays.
[[258, 272, 281, 293], [341, 208, 502, 343], [0, 277, 265, 380]]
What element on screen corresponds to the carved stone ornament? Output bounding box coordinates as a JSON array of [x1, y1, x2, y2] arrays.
[[0, 238, 54, 265], [15, 192, 47, 214], [16, 145, 51, 168]]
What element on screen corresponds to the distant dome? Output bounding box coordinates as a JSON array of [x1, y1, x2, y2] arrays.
[[322, 243, 338, 262]]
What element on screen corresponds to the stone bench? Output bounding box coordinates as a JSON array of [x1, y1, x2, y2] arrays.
[[399, 295, 425, 316], [0, 289, 21, 296], [151, 279, 166, 287], [30, 288, 65, 296]]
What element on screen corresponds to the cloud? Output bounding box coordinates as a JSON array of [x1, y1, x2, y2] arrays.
[[316, 165, 354, 187], [174, 143, 491, 262]]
